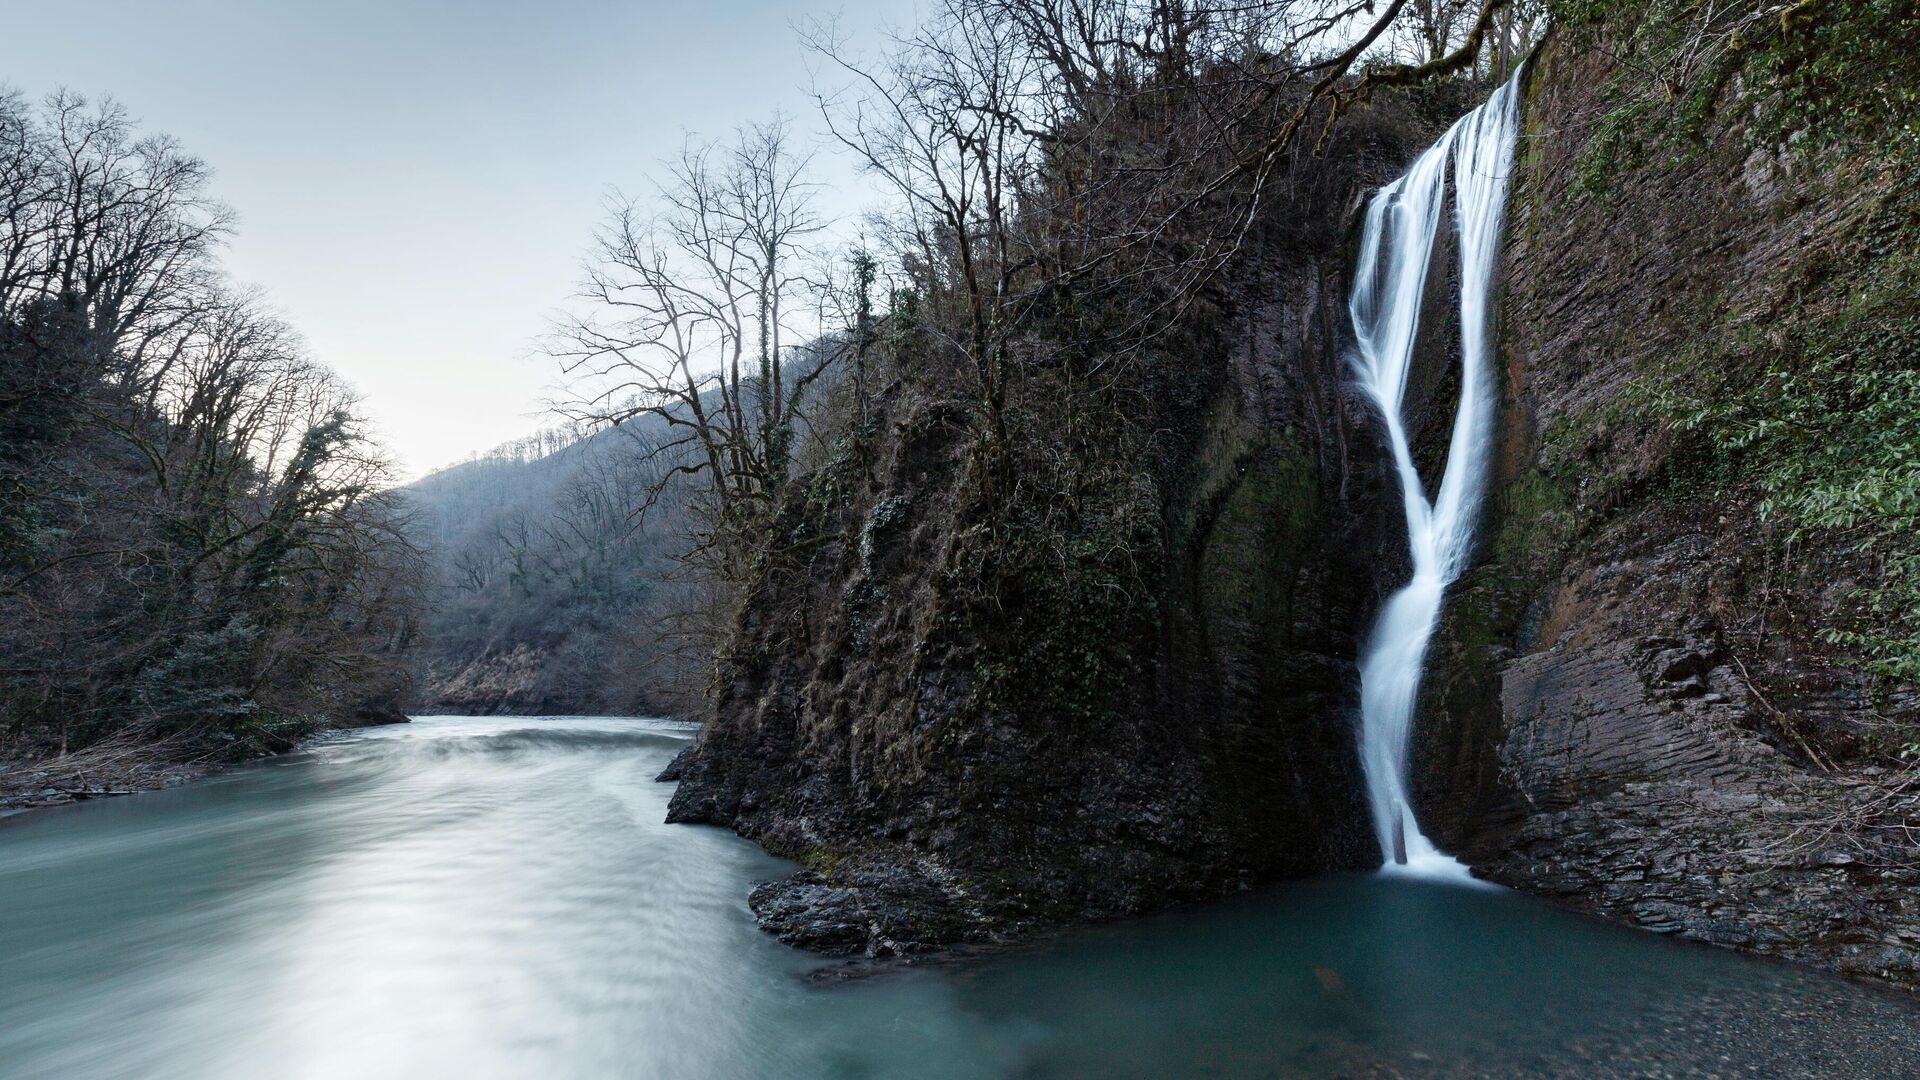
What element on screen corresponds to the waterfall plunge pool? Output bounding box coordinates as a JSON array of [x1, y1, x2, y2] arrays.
[[2, 715, 1914, 1079]]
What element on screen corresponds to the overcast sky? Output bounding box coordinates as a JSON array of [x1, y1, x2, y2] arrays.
[[0, 0, 917, 477]]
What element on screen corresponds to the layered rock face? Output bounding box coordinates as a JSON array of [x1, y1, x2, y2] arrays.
[[417, 646, 553, 715], [417, 644, 652, 717], [1410, 42, 1920, 987], [663, 29, 1920, 988], [661, 112, 1437, 955]]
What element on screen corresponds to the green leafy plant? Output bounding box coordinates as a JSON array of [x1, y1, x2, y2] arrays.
[[1655, 252, 1920, 682]]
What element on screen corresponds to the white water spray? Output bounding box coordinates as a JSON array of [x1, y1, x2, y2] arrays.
[[1349, 69, 1525, 882]]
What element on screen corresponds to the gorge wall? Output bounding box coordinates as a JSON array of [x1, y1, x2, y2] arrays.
[[664, 15, 1920, 987], [1410, 29, 1920, 987], [662, 102, 1442, 955]]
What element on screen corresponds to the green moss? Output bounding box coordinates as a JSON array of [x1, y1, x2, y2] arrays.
[[1532, 397, 1650, 533], [1555, 0, 1920, 199], [1199, 445, 1320, 632], [796, 845, 849, 879], [1490, 469, 1573, 570], [1412, 466, 1559, 839]]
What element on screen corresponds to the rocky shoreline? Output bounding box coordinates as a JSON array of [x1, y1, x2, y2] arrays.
[[0, 711, 411, 820], [1, 743, 218, 819]]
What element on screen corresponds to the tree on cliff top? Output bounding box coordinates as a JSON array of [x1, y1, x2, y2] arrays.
[[544, 0, 1544, 714], [551, 118, 839, 579]]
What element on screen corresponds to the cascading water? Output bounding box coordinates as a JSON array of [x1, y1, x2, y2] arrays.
[[1348, 67, 1525, 882]]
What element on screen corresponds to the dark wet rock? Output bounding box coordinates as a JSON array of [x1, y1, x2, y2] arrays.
[[748, 864, 994, 958], [348, 701, 414, 727], [654, 747, 691, 783], [749, 875, 876, 955]]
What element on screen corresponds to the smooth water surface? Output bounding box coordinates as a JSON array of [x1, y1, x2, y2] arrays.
[[3, 716, 1916, 1079]]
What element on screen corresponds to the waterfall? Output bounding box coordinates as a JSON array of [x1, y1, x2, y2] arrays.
[[1348, 68, 1525, 882]]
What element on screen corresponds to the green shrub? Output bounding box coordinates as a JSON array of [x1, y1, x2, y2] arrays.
[[1654, 252, 1920, 683]]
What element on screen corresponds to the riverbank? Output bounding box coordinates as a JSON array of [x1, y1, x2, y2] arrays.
[[0, 739, 215, 818], [0, 711, 410, 819]]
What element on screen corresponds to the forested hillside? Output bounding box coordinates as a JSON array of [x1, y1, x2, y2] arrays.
[[0, 90, 418, 803], [402, 421, 702, 716]]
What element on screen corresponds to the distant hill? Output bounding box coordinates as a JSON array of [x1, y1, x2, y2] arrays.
[[400, 419, 701, 717]]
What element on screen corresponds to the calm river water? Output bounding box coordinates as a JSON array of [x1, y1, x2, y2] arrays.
[[2, 715, 1915, 1079]]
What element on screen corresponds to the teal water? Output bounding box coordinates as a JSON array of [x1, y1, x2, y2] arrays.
[[2, 715, 1915, 1079]]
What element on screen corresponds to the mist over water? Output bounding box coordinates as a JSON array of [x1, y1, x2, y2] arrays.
[[2, 715, 1916, 1078], [1348, 69, 1525, 879]]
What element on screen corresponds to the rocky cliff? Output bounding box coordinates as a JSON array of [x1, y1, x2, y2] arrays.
[[417, 646, 585, 716], [663, 10, 1920, 988], [661, 100, 1448, 955], [1410, 23, 1920, 988]]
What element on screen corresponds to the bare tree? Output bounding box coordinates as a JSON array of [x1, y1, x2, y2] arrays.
[[1, 90, 420, 759], [801, 1, 1383, 475], [552, 118, 838, 575]]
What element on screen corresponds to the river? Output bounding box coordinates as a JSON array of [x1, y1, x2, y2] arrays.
[[2, 715, 1915, 1079]]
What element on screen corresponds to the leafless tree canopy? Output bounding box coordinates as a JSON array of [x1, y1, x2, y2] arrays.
[[535, 0, 1540, 706], [792, 0, 1538, 471], [551, 119, 852, 573], [1, 89, 420, 759], [554, 0, 1536, 507]]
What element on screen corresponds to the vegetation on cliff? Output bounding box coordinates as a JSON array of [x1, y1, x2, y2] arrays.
[[1550, 0, 1920, 754], [1395, 0, 1920, 986], [633, 0, 1543, 953]]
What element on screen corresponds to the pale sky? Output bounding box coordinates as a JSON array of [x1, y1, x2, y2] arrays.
[[0, 0, 917, 477]]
